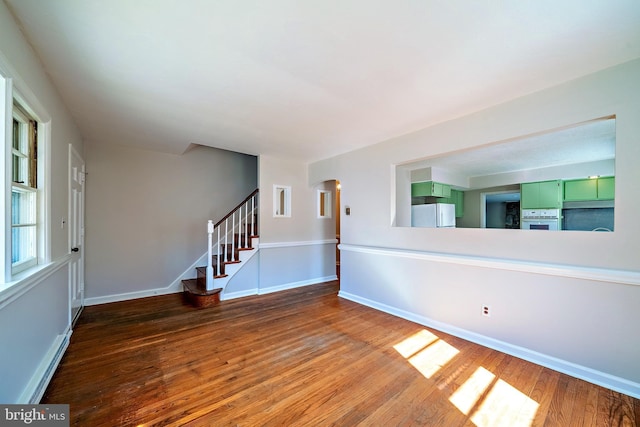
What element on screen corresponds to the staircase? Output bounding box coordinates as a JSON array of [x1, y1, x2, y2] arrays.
[[182, 189, 259, 307]]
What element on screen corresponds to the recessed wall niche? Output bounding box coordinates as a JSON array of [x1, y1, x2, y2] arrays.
[[317, 190, 332, 219], [273, 185, 291, 218]]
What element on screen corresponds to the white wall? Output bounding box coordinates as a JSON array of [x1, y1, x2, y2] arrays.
[[84, 143, 257, 300], [0, 3, 83, 402], [309, 59, 640, 396], [258, 155, 336, 292]]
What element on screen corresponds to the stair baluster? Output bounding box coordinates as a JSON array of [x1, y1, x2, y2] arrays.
[[216, 226, 221, 277], [224, 218, 228, 262], [232, 208, 236, 261], [251, 196, 255, 236]]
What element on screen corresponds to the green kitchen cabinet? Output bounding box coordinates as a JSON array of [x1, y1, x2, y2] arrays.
[[564, 179, 597, 201], [564, 177, 614, 201], [521, 180, 563, 209], [596, 176, 615, 200], [452, 189, 464, 217], [411, 181, 451, 198], [439, 189, 465, 217]]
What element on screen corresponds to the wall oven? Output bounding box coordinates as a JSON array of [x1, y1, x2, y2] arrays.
[[521, 209, 560, 231]]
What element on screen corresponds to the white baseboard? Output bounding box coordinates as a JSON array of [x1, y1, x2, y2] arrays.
[[222, 276, 338, 300], [338, 290, 640, 399], [85, 284, 181, 306], [18, 329, 72, 404], [258, 275, 337, 295], [221, 288, 259, 301], [86, 275, 339, 306]]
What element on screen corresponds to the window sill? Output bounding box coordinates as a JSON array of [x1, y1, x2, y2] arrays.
[[0, 256, 70, 309]]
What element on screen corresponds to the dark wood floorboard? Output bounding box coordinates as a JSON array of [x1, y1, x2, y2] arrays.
[[42, 281, 639, 426]]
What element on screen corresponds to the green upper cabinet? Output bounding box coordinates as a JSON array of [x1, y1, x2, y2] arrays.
[[411, 181, 451, 198], [563, 179, 597, 201], [597, 177, 615, 200], [439, 189, 465, 218], [564, 177, 614, 201], [521, 180, 563, 209], [452, 189, 464, 217]]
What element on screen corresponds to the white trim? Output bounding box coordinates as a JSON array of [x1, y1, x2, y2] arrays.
[[259, 239, 338, 249], [339, 244, 640, 286], [221, 288, 259, 301], [18, 329, 72, 404], [0, 256, 70, 309], [1, 72, 11, 282], [259, 275, 337, 295], [84, 282, 182, 306], [338, 290, 640, 399], [317, 189, 332, 219], [273, 184, 291, 217]]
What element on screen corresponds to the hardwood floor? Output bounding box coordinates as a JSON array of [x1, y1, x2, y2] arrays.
[[43, 281, 639, 426]]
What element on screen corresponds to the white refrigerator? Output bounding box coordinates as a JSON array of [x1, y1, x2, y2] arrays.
[[411, 203, 456, 228]]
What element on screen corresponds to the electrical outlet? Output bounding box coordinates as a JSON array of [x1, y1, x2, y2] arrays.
[[482, 305, 491, 317]]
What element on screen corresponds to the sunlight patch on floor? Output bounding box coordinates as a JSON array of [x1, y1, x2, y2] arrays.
[[394, 330, 539, 426], [450, 366, 539, 427], [471, 379, 539, 427], [408, 339, 460, 379], [394, 329, 459, 379], [393, 329, 439, 358], [449, 366, 496, 415]]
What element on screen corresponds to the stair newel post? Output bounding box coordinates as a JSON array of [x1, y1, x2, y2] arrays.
[[206, 220, 214, 291]]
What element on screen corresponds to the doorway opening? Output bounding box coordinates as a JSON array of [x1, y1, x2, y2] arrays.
[[481, 191, 521, 229], [335, 180, 341, 281]]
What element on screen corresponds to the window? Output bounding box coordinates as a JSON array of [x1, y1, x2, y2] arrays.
[[317, 190, 332, 218], [11, 103, 39, 273]]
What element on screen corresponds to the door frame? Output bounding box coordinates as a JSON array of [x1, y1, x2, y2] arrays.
[[68, 144, 85, 325]]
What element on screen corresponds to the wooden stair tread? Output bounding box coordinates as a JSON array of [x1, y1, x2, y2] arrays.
[[182, 279, 222, 296], [182, 279, 222, 308]]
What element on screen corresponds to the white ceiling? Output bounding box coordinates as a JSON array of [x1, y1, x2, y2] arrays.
[[5, 0, 640, 162]]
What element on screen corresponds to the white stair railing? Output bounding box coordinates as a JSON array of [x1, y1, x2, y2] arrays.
[[206, 190, 259, 290]]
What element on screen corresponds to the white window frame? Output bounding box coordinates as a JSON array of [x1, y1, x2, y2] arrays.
[[11, 104, 38, 273], [1, 62, 51, 287], [273, 185, 291, 218], [317, 190, 332, 219]]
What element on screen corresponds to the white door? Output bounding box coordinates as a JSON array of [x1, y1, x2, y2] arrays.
[[69, 145, 85, 324]]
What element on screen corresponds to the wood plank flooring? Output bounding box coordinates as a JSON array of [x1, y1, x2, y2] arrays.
[[42, 281, 639, 426]]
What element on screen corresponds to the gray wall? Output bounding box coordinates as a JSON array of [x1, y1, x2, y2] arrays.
[[0, 2, 83, 403], [309, 59, 640, 396], [84, 143, 257, 300]]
